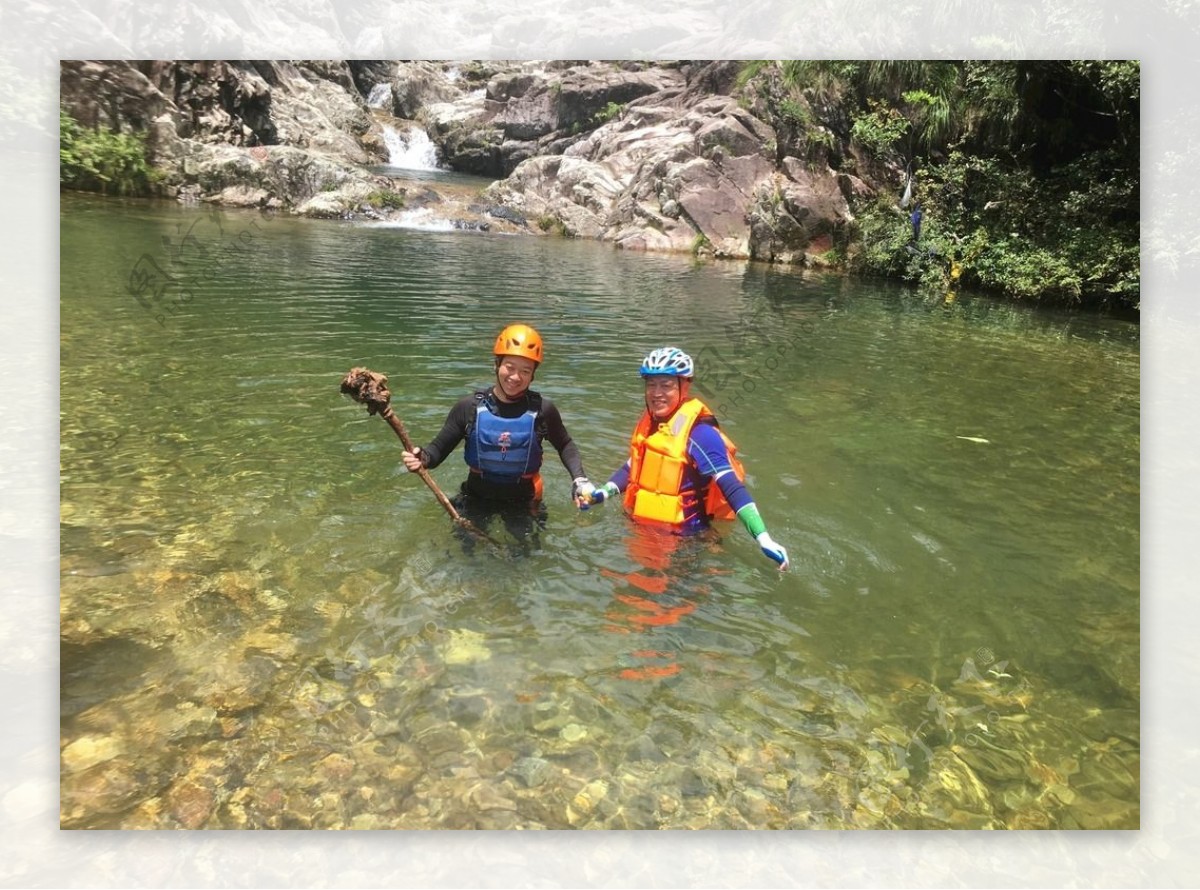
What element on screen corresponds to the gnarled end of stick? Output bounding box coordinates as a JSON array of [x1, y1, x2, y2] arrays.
[[340, 367, 392, 416]]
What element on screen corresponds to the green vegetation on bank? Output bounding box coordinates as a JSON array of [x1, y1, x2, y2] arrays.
[[364, 189, 405, 210], [740, 61, 1140, 310], [60, 109, 160, 197]]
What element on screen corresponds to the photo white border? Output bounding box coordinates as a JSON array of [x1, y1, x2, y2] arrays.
[[7, 0, 1195, 885]]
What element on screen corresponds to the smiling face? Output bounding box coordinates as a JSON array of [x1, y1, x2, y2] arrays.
[[644, 376, 688, 421], [494, 355, 537, 401]]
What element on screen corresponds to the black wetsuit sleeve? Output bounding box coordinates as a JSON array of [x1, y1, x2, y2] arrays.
[[419, 395, 477, 470], [539, 398, 586, 480]]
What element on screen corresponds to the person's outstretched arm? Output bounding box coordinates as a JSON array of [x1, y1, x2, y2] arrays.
[[586, 461, 630, 508], [689, 424, 789, 571]]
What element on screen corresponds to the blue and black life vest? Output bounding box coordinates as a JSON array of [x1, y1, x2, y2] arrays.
[[463, 391, 543, 484]]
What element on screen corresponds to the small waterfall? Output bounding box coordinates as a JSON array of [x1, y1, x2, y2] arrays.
[[367, 82, 393, 109], [373, 208, 457, 231], [442, 66, 484, 99], [380, 123, 444, 171]]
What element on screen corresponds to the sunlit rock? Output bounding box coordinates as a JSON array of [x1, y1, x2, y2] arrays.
[[61, 734, 124, 773]]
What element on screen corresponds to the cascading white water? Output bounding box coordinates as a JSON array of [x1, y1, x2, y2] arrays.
[[380, 124, 407, 164], [380, 123, 444, 171], [372, 208, 457, 231], [443, 66, 486, 99], [366, 83, 393, 109]]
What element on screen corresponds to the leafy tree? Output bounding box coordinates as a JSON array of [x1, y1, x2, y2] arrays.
[[737, 60, 1139, 310]]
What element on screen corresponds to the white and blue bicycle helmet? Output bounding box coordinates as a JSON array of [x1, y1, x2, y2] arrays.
[[640, 346, 695, 379]]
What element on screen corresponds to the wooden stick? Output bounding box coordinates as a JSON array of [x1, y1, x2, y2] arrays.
[[340, 367, 500, 546], [378, 405, 476, 529]]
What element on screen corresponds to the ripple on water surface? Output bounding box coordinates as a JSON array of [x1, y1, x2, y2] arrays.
[[59, 197, 1140, 828]]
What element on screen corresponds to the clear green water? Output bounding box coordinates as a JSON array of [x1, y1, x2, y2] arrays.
[[60, 192, 1139, 829]]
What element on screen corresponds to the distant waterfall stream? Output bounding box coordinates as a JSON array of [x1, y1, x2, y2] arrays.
[[381, 122, 445, 171]]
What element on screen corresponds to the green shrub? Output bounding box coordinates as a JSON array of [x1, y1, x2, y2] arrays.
[[968, 239, 1082, 302], [365, 190, 405, 210], [850, 100, 910, 155], [592, 101, 626, 126], [537, 215, 568, 237], [60, 109, 159, 196], [817, 247, 845, 267]]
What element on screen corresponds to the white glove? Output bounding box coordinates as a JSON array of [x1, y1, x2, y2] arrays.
[[572, 477, 596, 508], [756, 531, 789, 571]]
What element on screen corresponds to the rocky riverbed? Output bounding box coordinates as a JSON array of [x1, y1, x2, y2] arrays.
[[61, 543, 1139, 829]]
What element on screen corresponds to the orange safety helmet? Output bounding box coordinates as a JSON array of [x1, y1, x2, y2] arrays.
[[493, 323, 544, 365]]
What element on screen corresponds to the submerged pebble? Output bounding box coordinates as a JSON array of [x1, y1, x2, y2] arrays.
[[61, 734, 124, 773], [448, 695, 489, 726], [569, 780, 609, 823], [439, 629, 492, 665], [509, 756, 554, 789], [625, 734, 666, 763]]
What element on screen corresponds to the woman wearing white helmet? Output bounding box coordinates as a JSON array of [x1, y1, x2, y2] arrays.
[[585, 346, 789, 570]]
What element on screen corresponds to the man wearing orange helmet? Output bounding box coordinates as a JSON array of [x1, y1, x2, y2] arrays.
[[401, 324, 594, 536]]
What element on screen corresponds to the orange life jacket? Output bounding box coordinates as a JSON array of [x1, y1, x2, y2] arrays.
[[623, 397, 745, 526]]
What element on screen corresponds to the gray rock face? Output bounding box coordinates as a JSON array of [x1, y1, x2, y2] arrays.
[[484, 74, 866, 263], [61, 59, 875, 266], [390, 61, 462, 120], [60, 60, 387, 207], [62, 61, 378, 159]]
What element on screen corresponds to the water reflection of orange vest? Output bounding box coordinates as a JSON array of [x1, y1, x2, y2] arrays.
[[602, 529, 696, 681], [623, 397, 745, 527]]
